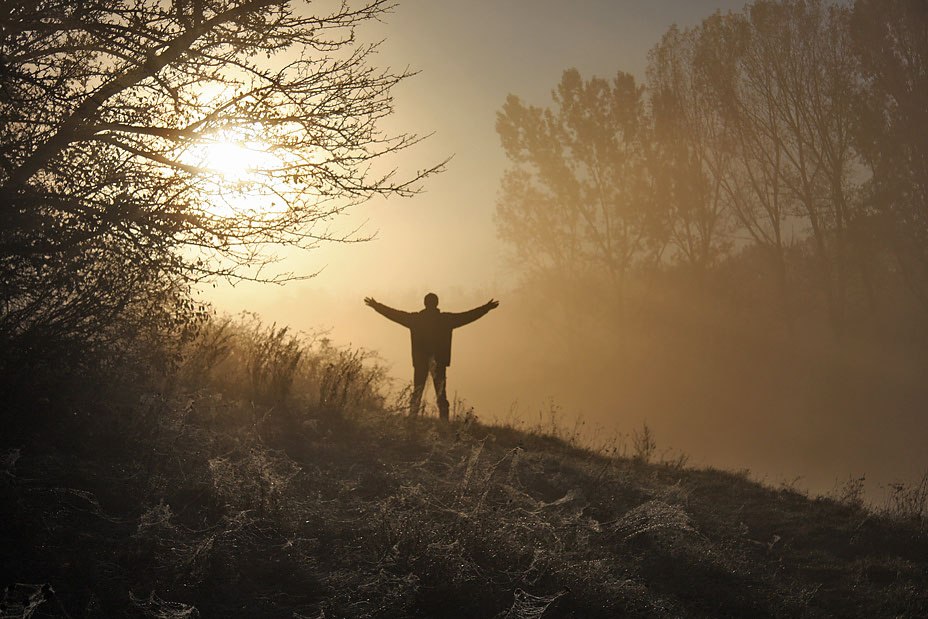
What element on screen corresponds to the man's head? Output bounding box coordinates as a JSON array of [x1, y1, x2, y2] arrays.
[[423, 292, 439, 309]]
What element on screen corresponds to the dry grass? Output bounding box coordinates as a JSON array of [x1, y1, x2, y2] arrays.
[[3, 315, 928, 617]]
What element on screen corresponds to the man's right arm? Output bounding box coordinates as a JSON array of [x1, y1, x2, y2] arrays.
[[364, 297, 413, 327]]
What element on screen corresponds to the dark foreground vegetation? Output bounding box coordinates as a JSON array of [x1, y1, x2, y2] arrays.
[[3, 317, 927, 618]]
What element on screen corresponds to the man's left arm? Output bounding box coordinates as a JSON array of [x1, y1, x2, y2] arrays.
[[447, 299, 499, 328]]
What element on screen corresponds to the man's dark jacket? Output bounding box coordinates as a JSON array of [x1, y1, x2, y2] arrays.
[[368, 301, 493, 367]]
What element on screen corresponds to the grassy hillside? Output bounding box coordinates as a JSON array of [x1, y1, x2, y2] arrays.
[[2, 319, 927, 618]]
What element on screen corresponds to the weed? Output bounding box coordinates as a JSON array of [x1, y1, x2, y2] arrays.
[[315, 345, 384, 416], [176, 313, 387, 416], [659, 449, 690, 470], [632, 422, 657, 463], [244, 321, 304, 407], [777, 475, 806, 495], [451, 395, 478, 425], [828, 474, 867, 508], [176, 316, 235, 388], [883, 470, 928, 525]]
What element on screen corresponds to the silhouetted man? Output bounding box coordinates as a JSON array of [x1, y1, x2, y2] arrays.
[[364, 293, 499, 420]]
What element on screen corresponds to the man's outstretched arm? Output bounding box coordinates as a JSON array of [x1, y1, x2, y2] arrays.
[[364, 297, 414, 328], [447, 299, 499, 328]]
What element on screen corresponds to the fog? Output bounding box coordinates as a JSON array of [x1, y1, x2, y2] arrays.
[[204, 0, 928, 502], [206, 272, 928, 503]]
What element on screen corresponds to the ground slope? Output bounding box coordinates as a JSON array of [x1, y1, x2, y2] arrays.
[[2, 392, 927, 618]]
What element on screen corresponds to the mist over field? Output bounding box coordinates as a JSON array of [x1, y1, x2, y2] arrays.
[[209, 276, 928, 501], [201, 0, 928, 501]]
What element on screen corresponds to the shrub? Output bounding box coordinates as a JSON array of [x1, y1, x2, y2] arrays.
[[177, 313, 387, 414]]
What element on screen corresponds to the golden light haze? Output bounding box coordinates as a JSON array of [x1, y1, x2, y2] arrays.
[[205, 0, 928, 501]]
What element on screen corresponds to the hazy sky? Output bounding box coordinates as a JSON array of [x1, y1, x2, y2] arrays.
[[207, 0, 765, 427], [206, 0, 753, 431], [209, 0, 747, 308]]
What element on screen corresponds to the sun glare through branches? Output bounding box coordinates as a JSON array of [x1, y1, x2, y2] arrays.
[[180, 130, 291, 220]]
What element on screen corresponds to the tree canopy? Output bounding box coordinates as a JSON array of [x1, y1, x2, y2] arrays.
[[496, 0, 928, 335], [496, 69, 655, 316], [0, 0, 439, 366]]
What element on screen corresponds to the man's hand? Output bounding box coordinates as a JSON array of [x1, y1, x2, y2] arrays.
[[485, 299, 500, 310], [364, 297, 378, 308]]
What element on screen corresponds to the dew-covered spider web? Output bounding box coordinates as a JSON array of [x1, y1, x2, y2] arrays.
[[129, 591, 199, 618], [503, 587, 569, 619]]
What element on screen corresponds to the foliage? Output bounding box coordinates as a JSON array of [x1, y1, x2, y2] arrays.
[[496, 69, 657, 316], [648, 18, 738, 274], [851, 0, 928, 309], [496, 0, 924, 336], [0, 0, 441, 374]]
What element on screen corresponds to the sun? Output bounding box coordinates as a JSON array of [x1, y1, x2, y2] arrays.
[[181, 131, 290, 219], [199, 140, 257, 183]]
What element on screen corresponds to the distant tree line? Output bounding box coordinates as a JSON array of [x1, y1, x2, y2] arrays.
[[496, 0, 928, 339]]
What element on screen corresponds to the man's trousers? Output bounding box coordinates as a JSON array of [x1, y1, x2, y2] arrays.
[[410, 360, 449, 420]]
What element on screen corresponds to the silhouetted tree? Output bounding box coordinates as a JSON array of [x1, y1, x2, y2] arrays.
[[711, 9, 798, 323], [654, 11, 800, 321], [495, 69, 657, 319], [735, 0, 862, 335], [852, 0, 928, 310], [0, 0, 440, 368], [647, 18, 737, 279], [650, 1, 865, 333]]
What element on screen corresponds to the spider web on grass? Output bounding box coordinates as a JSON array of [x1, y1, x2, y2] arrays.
[[503, 587, 569, 619]]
